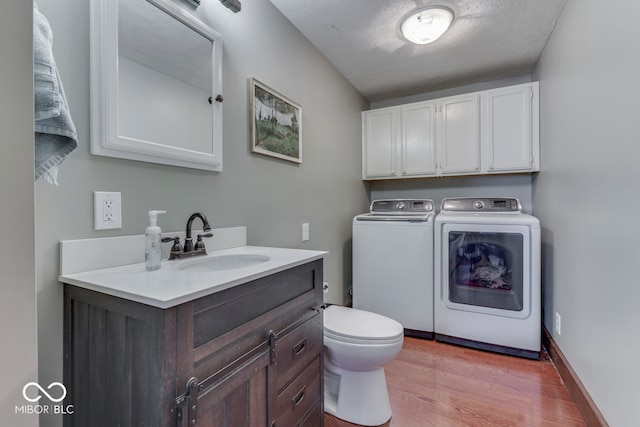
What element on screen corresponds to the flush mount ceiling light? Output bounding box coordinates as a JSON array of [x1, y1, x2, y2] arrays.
[[400, 6, 454, 45]]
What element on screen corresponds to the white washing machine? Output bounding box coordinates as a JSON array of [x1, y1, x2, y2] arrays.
[[434, 198, 541, 359], [352, 199, 435, 338]]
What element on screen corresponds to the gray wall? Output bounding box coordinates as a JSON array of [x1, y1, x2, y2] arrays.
[[0, 3, 38, 426], [34, 0, 368, 425], [533, 0, 640, 425]]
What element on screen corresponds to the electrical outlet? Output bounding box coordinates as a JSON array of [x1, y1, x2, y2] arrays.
[[302, 223, 310, 242], [94, 191, 122, 230], [103, 199, 114, 221], [555, 312, 562, 336]]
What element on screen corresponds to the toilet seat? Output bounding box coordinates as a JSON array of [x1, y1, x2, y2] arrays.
[[324, 305, 403, 344]]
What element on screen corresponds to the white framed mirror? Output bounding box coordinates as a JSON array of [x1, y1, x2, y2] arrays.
[[90, 0, 223, 171]]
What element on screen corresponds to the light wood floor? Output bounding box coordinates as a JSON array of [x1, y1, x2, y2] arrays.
[[325, 337, 585, 427]]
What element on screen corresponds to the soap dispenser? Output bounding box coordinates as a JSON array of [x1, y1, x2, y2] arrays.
[[145, 210, 166, 271]]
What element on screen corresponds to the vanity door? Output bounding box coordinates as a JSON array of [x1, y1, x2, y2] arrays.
[[176, 349, 271, 427]]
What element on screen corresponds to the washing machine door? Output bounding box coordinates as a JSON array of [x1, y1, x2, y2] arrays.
[[440, 223, 533, 319]]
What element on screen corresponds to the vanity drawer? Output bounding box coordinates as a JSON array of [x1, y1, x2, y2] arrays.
[[275, 356, 321, 427], [275, 312, 323, 391]]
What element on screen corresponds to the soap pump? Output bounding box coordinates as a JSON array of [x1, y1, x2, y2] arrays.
[[145, 210, 166, 271]]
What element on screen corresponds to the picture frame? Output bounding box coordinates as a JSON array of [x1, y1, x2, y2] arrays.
[[250, 78, 302, 163]]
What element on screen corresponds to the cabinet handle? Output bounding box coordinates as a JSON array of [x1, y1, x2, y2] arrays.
[[292, 386, 306, 407], [268, 330, 276, 365], [292, 338, 307, 356]]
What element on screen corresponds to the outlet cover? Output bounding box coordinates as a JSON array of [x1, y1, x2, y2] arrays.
[[555, 312, 562, 336], [94, 191, 122, 230]]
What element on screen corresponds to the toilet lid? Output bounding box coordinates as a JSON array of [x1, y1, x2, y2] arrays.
[[324, 305, 403, 343]]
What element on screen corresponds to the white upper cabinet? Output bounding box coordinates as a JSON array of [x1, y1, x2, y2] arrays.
[[362, 101, 437, 179], [361, 82, 540, 180], [436, 94, 481, 175], [400, 101, 437, 177], [482, 82, 539, 173], [362, 107, 397, 178]]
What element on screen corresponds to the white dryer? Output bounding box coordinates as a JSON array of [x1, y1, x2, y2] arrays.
[[352, 199, 435, 338], [434, 198, 541, 359]]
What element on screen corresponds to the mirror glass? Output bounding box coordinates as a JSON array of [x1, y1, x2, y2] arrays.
[[90, 0, 223, 171]]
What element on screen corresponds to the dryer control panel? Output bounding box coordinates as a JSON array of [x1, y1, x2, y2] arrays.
[[441, 198, 520, 212]]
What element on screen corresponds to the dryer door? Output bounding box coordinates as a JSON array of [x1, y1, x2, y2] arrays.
[[441, 223, 532, 319]]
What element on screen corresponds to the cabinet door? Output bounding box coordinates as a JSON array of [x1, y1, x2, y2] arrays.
[[483, 83, 538, 172], [400, 101, 436, 177], [362, 108, 397, 179], [183, 350, 271, 427], [437, 94, 481, 175]]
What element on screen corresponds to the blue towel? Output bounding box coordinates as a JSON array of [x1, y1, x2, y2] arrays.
[[33, 3, 78, 186]]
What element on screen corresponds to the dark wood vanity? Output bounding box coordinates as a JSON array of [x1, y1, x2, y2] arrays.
[[63, 259, 324, 426]]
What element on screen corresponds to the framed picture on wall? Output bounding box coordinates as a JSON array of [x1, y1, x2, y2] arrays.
[[249, 78, 302, 164]]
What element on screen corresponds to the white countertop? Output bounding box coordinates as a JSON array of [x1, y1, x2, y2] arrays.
[[59, 246, 327, 308]]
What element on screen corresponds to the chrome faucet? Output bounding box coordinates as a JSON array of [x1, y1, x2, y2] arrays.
[[162, 212, 213, 260]]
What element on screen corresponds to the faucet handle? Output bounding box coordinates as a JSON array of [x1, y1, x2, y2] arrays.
[[194, 233, 213, 251], [162, 236, 183, 256]]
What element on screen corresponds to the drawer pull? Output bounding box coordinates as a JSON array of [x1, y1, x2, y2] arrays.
[[292, 386, 306, 407], [292, 338, 307, 356]]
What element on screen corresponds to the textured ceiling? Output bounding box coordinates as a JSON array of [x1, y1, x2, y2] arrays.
[[270, 0, 567, 102]]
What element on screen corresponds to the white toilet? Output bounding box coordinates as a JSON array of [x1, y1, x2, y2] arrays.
[[323, 305, 404, 426]]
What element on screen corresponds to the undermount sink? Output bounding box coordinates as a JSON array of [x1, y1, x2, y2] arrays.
[[177, 254, 271, 272]]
